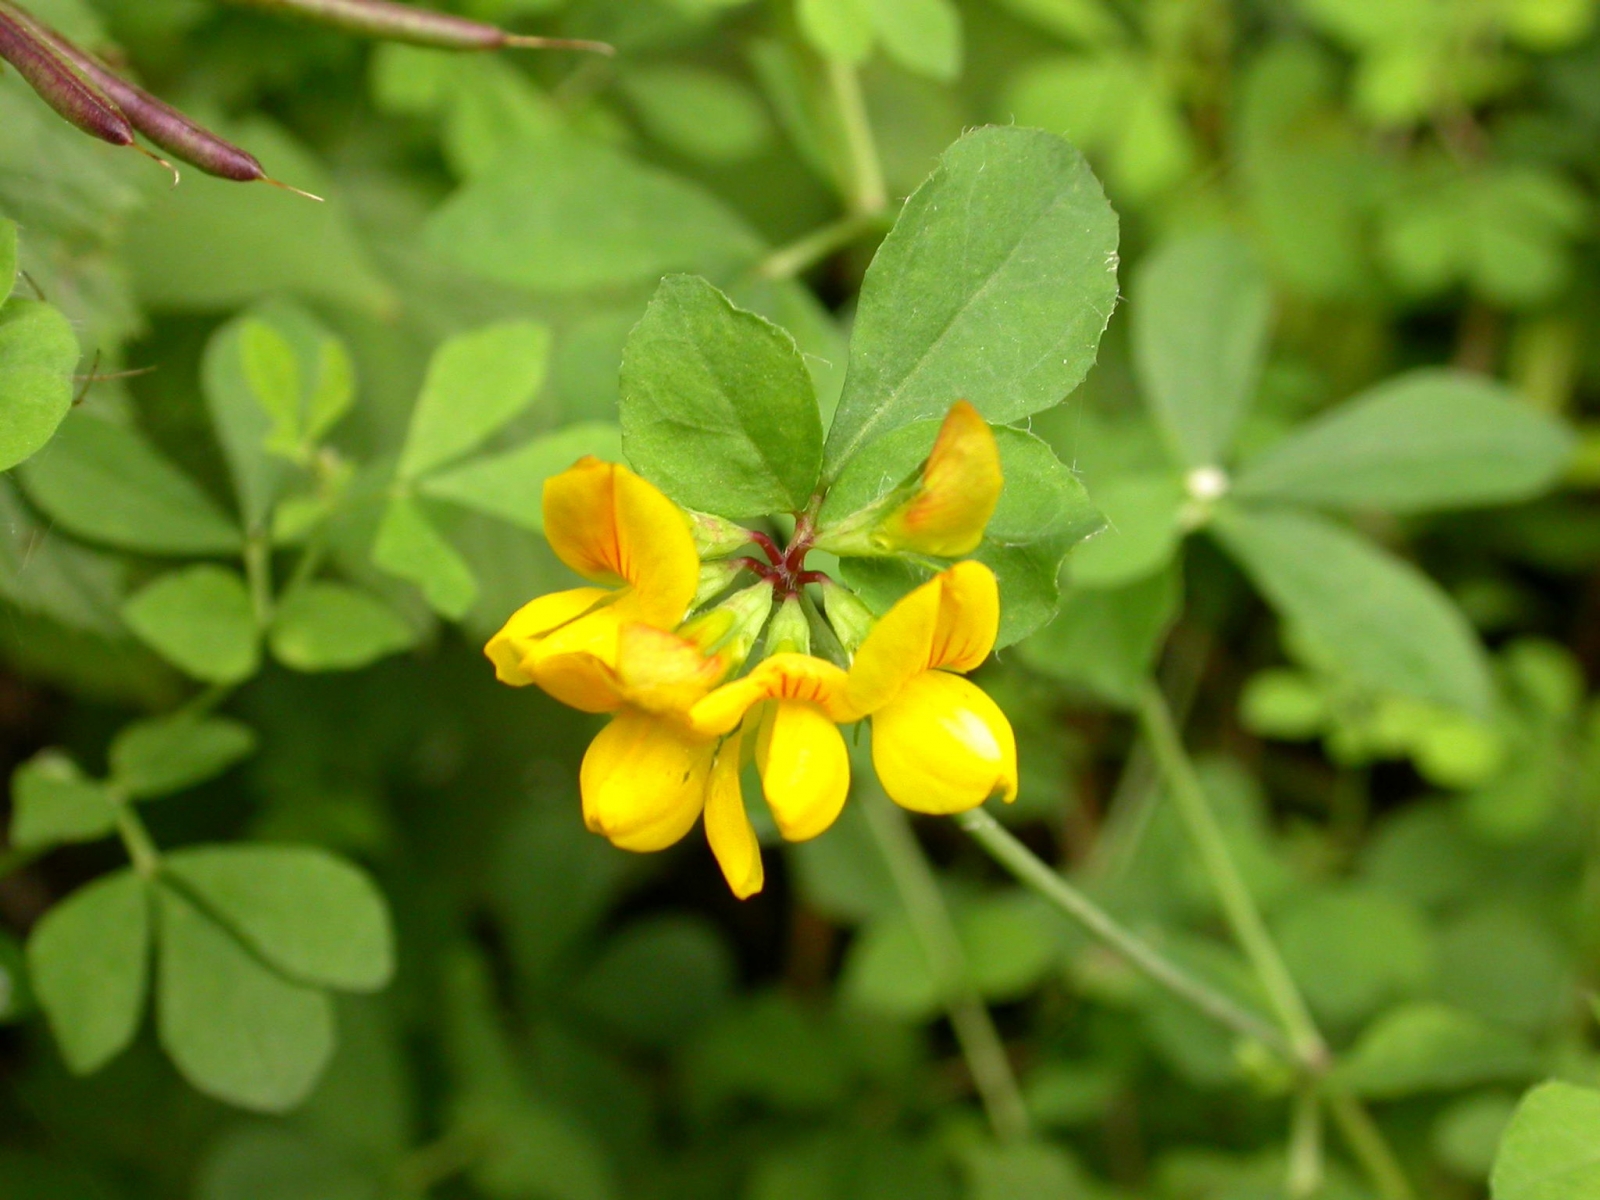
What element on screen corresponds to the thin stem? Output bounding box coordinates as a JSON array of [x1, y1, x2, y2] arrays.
[[757, 211, 888, 281], [1325, 1086, 1418, 1200], [825, 57, 887, 217], [114, 801, 161, 878], [860, 790, 1030, 1143], [1135, 681, 1328, 1070], [243, 533, 274, 628], [957, 809, 1291, 1058], [1287, 1086, 1323, 1198]]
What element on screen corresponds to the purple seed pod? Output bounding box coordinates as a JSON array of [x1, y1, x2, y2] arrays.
[[221, 0, 613, 54], [0, 8, 133, 147], [2, 2, 321, 198]]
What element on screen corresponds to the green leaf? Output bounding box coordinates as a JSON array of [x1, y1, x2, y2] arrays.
[[421, 423, 623, 532], [1131, 229, 1272, 469], [269, 583, 416, 673], [1016, 567, 1181, 709], [155, 883, 335, 1113], [798, 0, 874, 62], [866, 0, 963, 81], [372, 495, 478, 619], [164, 844, 393, 993], [960, 1141, 1086, 1200], [197, 1125, 383, 1200], [240, 320, 302, 454], [204, 303, 352, 530], [840, 911, 940, 1019], [1491, 1081, 1600, 1200], [398, 321, 551, 480], [1273, 887, 1435, 1026], [1234, 369, 1575, 513], [0, 299, 79, 473], [18, 413, 241, 555], [428, 134, 762, 294], [1067, 472, 1186, 587], [28, 870, 150, 1074], [620, 66, 774, 164], [1213, 504, 1493, 716], [573, 914, 734, 1048], [10, 751, 117, 849], [0, 217, 15, 303], [830, 423, 1104, 645], [620, 275, 823, 517], [108, 715, 257, 800], [1336, 1003, 1540, 1099], [122, 566, 261, 684], [823, 126, 1119, 477]]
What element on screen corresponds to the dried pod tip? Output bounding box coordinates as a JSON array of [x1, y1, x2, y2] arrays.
[[264, 176, 325, 203], [502, 35, 615, 55], [133, 143, 181, 187]]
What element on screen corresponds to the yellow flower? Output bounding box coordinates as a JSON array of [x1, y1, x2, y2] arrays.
[[569, 622, 759, 890], [485, 457, 699, 711], [878, 400, 1003, 557], [844, 561, 1017, 815], [692, 654, 854, 843]]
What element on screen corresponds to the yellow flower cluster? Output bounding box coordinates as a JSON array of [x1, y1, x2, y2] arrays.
[[486, 402, 1016, 898]]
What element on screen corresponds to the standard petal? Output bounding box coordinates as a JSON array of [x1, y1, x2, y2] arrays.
[[879, 401, 1003, 557], [870, 670, 1017, 814], [543, 458, 698, 628], [691, 653, 852, 736], [580, 710, 712, 851], [704, 728, 763, 899], [927, 560, 999, 673], [484, 587, 610, 685], [844, 578, 940, 717], [756, 699, 850, 841]]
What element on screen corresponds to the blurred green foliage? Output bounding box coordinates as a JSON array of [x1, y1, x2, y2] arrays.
[[3, 0, 1600, 1196]]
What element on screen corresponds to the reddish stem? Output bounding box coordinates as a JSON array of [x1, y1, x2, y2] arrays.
[[749, 531, 784, 566]]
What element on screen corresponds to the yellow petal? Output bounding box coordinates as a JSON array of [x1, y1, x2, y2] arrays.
[[530, 652, 624, 714], [543, 458, 699, 629], [927, 560, 999, 673], [755, 699, 850, 841], [691, 653, 853, 736], [878, 401, 1003, 557], [844, 577, 940, 717], [580, 709, 713, 851], [485, 587, 610, 685], [870, 670, 1017, 814], [704, 728, 763, 899], [613, 622, 728, 715]]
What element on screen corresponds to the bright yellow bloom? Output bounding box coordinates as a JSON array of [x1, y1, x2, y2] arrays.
[[878, 400, 1003, 557], [568, 621, 731, 858], [485, 457, 699, 711], [845, 561, 1017, 814], [692, 654, 854, 843]]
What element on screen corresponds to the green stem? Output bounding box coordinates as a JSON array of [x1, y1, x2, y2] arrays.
[[114, 800, 161, 878], [1325, 1086, 1418, 1200], [1135, 681, 1328, 1070], [957, 808, 1291, 1058], [861, 790, 1030, 1143], [825, 57, 886, 217], [243, 533, 274, 628], [1287, 1086, 1323, 1199], [757, 211, 890, 281]]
